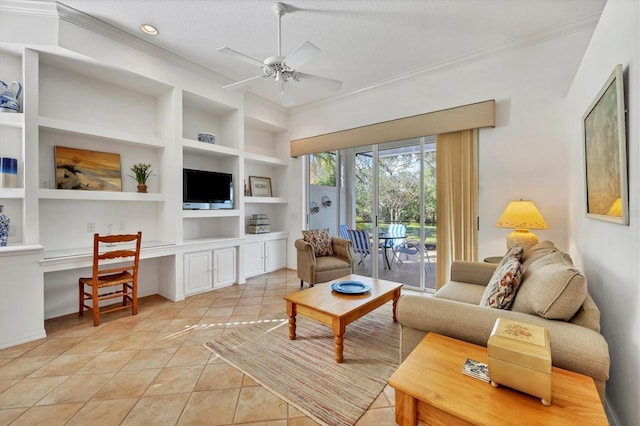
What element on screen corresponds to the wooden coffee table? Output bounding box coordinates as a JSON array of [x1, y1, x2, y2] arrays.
[[388, 333, 608, 425], [284, 274, 402, 363]]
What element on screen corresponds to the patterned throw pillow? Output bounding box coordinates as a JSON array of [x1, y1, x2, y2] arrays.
[[302, 229, 334, 257], [479, 247, 524, 310]]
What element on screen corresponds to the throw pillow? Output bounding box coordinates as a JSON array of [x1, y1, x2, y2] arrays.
[[302, 229, 334, 257], [511, 251, 587, 320], [479, 257, 523, 310], [504, 245, 525, 261]]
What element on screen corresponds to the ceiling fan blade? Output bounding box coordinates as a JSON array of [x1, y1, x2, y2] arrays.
[[222, 75, 264, 90], [284, 41, 320, 70], [216, 47, 265, 68], [278, 82, 295, 107], [296, 72, 343, 92]]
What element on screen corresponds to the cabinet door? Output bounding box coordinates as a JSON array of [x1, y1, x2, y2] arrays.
[[265, 239, 287, 272], [213, 247, 236, 288], [184, 250, 212, 296], [244, 241, 266, 278]]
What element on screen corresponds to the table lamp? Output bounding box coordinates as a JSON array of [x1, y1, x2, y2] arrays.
[[496, 200, 548, 251]]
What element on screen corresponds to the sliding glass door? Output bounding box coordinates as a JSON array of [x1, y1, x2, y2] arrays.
[[308, 138, 437, 291], [374, 138, 436, 290], [352, 146, 376, 277]]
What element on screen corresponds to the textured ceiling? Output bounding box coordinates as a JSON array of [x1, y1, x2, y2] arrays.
[[57, 0, 606, 108]]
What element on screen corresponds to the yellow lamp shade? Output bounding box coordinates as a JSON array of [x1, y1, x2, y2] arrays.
[[607, 198, 622, 217], [496, 200, 548, 251]]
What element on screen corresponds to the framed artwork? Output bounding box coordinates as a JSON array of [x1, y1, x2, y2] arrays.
[[55, 146, 122, 191], [583, 64, 628, 225], [249, 176, 272, 197]]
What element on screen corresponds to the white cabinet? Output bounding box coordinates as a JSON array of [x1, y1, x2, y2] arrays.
[[243, 241, 266, 278], [184, 247, 237, 296], [265, 239, 287, 271], [213, 247, 236, 287], [184, 250, 213, 296], [243, 238, 287, 278]]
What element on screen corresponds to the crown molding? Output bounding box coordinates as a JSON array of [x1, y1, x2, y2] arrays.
[[0, 0, 58, 16], [55, 2, 231, 85], [292, 12, 602, 113]]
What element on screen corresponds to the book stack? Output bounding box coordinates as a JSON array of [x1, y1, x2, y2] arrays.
[[246, 214, 271, 234]]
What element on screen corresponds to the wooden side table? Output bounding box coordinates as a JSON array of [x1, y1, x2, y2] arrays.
[[483, 256, 503, 264], [388, 333, 607, 426]]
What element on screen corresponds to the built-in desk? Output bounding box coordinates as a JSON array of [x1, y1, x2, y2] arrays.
[[40, 240, 176, 272]]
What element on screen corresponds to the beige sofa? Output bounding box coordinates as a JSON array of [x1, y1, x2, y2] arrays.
[[396, 241, 610, 402]]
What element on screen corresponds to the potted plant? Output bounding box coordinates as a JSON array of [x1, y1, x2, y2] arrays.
[[129, 163, 154, 193]]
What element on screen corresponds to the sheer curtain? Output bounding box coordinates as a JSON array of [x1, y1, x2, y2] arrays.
[[435, 129, 478, 289]]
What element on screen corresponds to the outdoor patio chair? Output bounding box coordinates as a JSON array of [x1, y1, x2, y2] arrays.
[[339, 224, 350, 240], [396, 240, 432, 271], [348, 229, 372, 266]]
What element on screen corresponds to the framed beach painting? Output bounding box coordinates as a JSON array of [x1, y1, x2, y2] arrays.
[[55, 146, 122, 191], [583, 64, 628, 225]]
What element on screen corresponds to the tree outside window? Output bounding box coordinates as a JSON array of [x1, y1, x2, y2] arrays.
[[309, 152, 336, 186]]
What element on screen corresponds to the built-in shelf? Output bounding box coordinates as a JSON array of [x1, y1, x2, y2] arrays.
[[0, 113, 24, 128], [182, 138, 241, 158], [242, 231, 288, 241], [244, 152, 288, 166], [0, 188, 25, 199], [0, 244, 43, 255], [39, 116, 165, 149], [182, 209, 241, 218], [182, 236, 242, 247], [38, 188, 165, 201], [244, 196, 287, 204]]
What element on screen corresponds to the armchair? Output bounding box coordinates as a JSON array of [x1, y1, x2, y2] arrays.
[[295, 237, 353, 287]]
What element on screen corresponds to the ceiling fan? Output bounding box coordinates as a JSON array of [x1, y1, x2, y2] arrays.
[[216, 2, 343, 106]]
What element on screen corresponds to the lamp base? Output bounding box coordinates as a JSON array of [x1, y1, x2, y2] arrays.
[[506, 230, 539, 252]]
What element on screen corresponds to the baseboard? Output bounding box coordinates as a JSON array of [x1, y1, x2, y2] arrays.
[[604, 395, 621, 426], [0, 329, 47, 350]]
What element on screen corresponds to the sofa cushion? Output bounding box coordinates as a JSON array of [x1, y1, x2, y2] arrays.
[[569, 293, 601, 333], [436, 281, 488, 305], [521, 240, 568, 272], [479, 254, 523, 310], [511, 251, 587, 320], [302, 228, 334, 257]]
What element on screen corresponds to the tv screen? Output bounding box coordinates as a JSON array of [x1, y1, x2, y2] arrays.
[[183, 168, 233, 209]]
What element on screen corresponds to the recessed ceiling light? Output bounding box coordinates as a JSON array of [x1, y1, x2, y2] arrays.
[[140, 24, 158, 36]]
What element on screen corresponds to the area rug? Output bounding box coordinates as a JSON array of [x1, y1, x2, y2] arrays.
[[204, 307, 399, 426]]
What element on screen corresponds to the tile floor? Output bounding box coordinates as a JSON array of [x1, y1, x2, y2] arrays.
[[0, 269, 398, 425]]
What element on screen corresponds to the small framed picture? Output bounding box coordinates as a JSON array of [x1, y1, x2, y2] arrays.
[[249, 176, 272, 197]]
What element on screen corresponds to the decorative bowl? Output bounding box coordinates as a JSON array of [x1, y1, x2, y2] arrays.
[[197, 132, 216, 144]]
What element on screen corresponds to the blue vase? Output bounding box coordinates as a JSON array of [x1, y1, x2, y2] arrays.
[[0, 205, 9, 246]]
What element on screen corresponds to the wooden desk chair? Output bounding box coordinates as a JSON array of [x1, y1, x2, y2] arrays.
[[78, 232, 142, 326]]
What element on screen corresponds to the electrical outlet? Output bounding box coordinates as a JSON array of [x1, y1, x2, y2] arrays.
[[87, 222, 95, 233], [119, 222, 126, 232]]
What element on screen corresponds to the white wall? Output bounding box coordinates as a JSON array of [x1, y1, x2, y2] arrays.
[[309, 184, 338, 233], [289, 28, 596, 261], [564, 2, 639, 425]]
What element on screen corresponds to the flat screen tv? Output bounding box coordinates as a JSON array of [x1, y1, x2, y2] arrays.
[[183, 168, 233, 210]]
